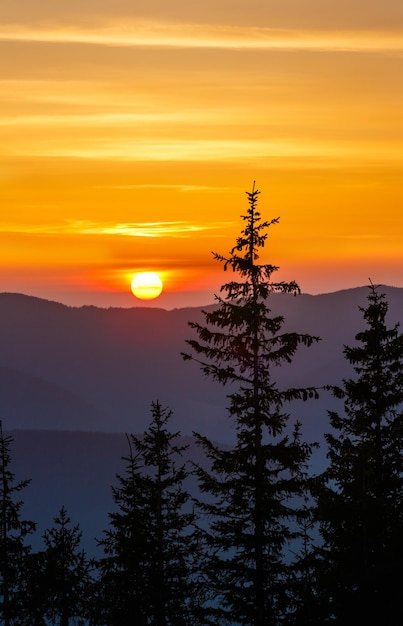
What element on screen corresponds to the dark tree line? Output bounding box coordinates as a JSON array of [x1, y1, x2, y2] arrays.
[[1, 185, 402, 625]]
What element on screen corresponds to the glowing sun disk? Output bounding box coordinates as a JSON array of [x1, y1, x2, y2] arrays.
[[131, 272, 163, 300]]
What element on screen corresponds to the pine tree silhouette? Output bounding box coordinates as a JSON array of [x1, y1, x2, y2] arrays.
[[96, 402, 200, 625], [183, 184, 320, 626], [0, 422, 35, 626], [314, 283, 403, 625]]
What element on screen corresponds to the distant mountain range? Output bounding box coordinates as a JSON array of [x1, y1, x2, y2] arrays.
[[2, 286, 403, 552], [1, 286, 403, 442]]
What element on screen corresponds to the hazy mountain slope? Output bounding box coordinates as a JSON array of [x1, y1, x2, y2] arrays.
[[0, 293, 228, 437], [0, 366, 110, 430], [7, 429, 213, 556], [8, 429, 124, 554], [1, 286, 402, 443]]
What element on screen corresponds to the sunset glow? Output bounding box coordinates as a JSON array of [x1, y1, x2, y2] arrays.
[[1, 1, 402, 308]]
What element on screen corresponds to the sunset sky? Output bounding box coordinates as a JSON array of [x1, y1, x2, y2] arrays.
[[1, 0, 403, 308]]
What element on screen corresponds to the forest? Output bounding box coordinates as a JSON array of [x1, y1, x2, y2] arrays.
[[1, 186, 402, 626]]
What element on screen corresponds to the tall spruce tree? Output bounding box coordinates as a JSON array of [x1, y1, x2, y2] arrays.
[[0, 422, 35, 626], [314, 284, 403, 625], [182, 184, 319, 626], [95, 402, 199, 626]]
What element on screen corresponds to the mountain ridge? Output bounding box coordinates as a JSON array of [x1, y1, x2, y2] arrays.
[[1, 285, 402, 442]]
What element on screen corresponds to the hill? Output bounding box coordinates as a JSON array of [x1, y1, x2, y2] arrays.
[[1, 286, 403, 442]]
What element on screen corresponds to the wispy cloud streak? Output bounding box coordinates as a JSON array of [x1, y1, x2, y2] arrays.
[[94, 184, 235, 192], [0, 113, 192, 127], [1, 220, 231, 237], [1, 22, 402, 53], [8, 138, 402, 164]]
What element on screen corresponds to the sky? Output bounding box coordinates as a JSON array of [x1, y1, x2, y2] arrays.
[[1, 0, 403, 308]]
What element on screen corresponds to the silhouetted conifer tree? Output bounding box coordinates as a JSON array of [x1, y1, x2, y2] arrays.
[[314, 284, 403, 625], [182, 184, 319, 626], [32, 506, 93, 626], [0, 421, 35, 626], [286, 499, 322, 626], [95, 402, 199, 626]]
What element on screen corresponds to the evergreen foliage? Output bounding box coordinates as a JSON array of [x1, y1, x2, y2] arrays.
[[285, 499, 322, 626], [182, 184, 320, 626], [314, 283, 403, 624], [95, 401, 199, 626], [0, 421, 35, 626], [36, 506, 93, 626]]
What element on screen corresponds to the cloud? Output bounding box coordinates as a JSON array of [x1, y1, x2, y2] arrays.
[[0, 112, 194, 127], [1, 220, 232, 238], [93, 184, 236, 192], [9, 137, 402, 165], [1, 21, 402, 53]]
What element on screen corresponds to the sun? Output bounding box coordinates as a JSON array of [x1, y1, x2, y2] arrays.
[[131, 272, 163, 300]]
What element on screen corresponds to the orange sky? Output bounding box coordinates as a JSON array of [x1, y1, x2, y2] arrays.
[[1, 1, 403, 308]]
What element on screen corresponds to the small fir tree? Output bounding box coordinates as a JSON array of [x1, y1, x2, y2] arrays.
[[314, 284, 403, 625], [36, 506, 93, 626], [286, 498, 322, 626], [182, 184, 319, 626], [95, 401, 199, 626], [0, 422, 35, 626]]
